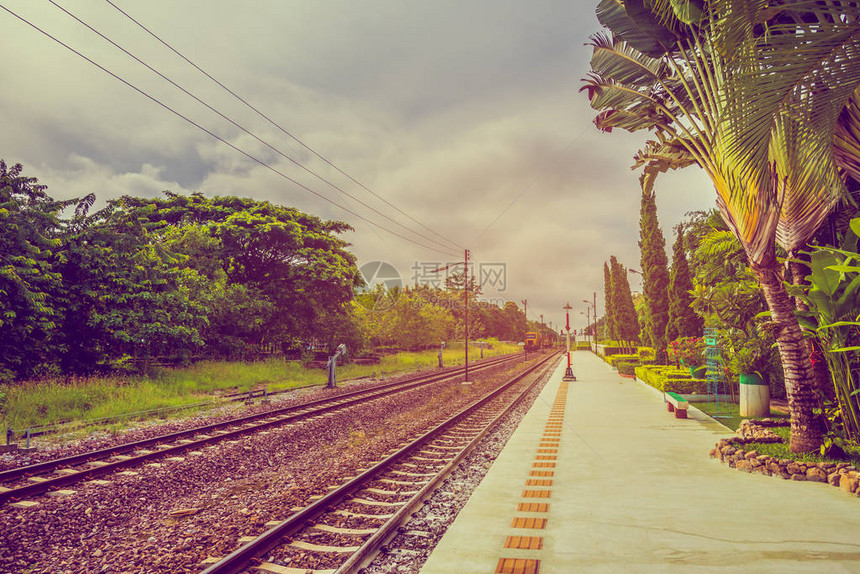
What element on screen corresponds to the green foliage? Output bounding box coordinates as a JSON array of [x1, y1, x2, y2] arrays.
[[725, 336, 773, 377], [0, 163, 366, 378], [354, 288, 455, 350], [635, 363, 695, 388], [792, 217, 860, 440], [609, 255, 640, 343], [638, 178, 671, 351], [3, 345, 524, 435], [607, 353, 639, 366], [687, 212, 782, 395], [603, 261, 614, 340], [0, 161, 66, 378], [746, 427, 860, 466], [662, 378, 708, 394], [666, 226, 703, 341], [616, 361, 638, 376], [667, 336, 705, 366]]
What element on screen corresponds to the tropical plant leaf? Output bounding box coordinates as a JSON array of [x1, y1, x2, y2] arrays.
[[596, 0, 674, 57], [589, 33, 667, 87], [808, 250, 842, 297], [826, 264, 860, 273]]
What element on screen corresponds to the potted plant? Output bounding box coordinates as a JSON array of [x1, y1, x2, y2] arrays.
[[727, 336, 774, 417]]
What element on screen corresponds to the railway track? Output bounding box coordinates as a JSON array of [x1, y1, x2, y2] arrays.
[[200, 351, 560, 574], [0, 353, 526, 506]]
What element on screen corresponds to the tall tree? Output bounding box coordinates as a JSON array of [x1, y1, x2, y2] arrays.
[[0, 161, 65, 380], [610, 255, 640, 344], [603, 261, 614, 340], [666, 227, 703, 342], [583, 1, 860, 451], [638, 173, 671, 353]]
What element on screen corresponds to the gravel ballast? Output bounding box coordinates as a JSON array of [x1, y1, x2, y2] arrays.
[[0, 359, 543, 573]]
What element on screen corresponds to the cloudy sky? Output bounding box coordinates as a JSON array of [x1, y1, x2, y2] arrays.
[[0, 0, 714, 330]]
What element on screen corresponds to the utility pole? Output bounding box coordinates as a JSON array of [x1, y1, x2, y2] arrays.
[[593, 291, 598, 342], [521, 299, 528, 361], [586, 305, 591, 344], [464, 248, 470, 383]]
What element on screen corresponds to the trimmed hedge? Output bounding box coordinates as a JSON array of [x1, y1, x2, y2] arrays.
[[637, 347, 655, 359], [663, 377, 708, 394], [635, 365, 689, 386], [635, 364, 708, 394], [576, 341, 591, 350], [607, 353, 639, 366], [617, 361, 637, 376]]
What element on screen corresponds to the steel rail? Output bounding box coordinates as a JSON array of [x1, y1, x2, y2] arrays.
[[200, 351, 560, 574], [0, 353, 521, 503]]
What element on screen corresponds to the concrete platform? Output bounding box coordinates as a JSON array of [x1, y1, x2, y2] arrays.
[[420, 351, 860, 573]]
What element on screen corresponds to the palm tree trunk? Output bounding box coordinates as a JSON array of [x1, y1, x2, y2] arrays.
[[788, 257, 833, 400], [751, 260, 823, 452]]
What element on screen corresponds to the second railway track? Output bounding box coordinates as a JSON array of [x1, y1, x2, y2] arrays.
[[200, 351, 560, 574], [0, 353, 525, 506]]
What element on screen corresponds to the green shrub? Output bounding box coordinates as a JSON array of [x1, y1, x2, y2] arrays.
[[634, 365, 701, 391], [617, 362, 638, 376], [607, 353, 639, 366], [662, 378, 708, 394], [637, 347, 655, 359], [576, 341, 591, 350]]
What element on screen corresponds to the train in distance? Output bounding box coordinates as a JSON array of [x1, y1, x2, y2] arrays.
[[523, 331, 558, 351]]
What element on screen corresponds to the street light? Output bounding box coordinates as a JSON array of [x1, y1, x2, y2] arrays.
[[562, 302, 576, 381], [582, 299, 592, 345]]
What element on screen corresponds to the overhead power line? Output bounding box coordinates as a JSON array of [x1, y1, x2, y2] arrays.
[[0, 4, 460, 258], [103, 0, 463, 253], [45, 0, 458, 257]]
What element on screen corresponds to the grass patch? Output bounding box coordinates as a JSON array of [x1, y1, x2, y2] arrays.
[[0, 343, 521, 440], [690, 400, 788, 432], [744, 426, 860, 466]]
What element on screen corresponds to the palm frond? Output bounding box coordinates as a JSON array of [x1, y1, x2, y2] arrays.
[[833, 88, 860, 186], [588, 33, 668, 86], [596, 0, 675, 57], [771, 114, 843, 252], [722, 11, 860, 180]]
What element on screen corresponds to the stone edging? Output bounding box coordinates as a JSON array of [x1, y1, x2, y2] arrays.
[[710, 419, 860, 498]]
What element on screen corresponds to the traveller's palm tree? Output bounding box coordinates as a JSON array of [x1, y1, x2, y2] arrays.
[[582, 0, 860, 451]]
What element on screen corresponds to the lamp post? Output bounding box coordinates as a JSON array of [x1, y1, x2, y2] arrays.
[[563, 302, 576, 381], [582, 299, 592, 345]]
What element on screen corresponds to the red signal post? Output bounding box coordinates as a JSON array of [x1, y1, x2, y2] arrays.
[[563, 302, 576, 381]]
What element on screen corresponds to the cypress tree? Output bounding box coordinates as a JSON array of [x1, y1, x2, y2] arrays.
[[610, 255, 640, 345], [666, 226, 703, 342], [603, 261, 614, 340], [638, 177, 670, 351]]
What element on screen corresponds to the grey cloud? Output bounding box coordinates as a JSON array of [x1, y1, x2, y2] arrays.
[[0, 0, 715, 328]]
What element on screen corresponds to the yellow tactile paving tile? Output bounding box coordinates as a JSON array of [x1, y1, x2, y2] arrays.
[[495, 558, 540, 574], [511, 516, 548, 528], [504, 536, 543, 550], [529, 470, 554, 477], [521, 489, 551, 498], [516, 502, 549, 512], [525, 479, 553, 487], [532, 461, 555, 468]]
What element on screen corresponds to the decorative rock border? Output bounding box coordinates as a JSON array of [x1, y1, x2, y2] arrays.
[[710, 419, 860, 497]]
